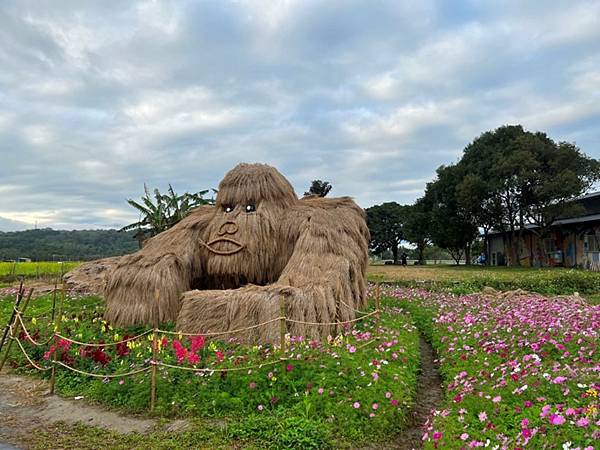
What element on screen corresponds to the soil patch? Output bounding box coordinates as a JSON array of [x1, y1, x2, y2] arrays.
[[396, 335, 443, 450], [0, 372, 157, 449]]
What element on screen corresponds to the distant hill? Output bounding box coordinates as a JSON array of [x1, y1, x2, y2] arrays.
[[0, 228, 139, 261]]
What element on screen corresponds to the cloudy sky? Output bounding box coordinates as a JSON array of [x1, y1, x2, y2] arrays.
[[1, 0, 599, 231]]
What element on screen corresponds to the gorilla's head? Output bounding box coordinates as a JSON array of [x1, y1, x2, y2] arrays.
[[201, 163, 298, 288]]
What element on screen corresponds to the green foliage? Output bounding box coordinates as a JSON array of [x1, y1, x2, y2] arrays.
[[403, 198, 432, 264], [457, 125, 600, 264], [230, 415, 332, 449], [423, 164, 479, 264], [0, 229, 138, 262], [366, 202, 406, 264], [0, 292, 421, 447], [121, 184, 215, 242], [304, 180, 332, 198], [369, 266, 600, 295]]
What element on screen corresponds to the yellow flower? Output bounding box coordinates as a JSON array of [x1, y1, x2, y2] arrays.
[[113, 333, 120, 342], [586, 388, 598, 398], [31, 317, 37, 325]]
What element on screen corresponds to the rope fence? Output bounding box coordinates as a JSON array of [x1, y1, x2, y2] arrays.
[[1, 281, 384, 412]]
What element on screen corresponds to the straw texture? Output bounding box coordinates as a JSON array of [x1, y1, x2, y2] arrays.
[[89, 163, 368, 341]]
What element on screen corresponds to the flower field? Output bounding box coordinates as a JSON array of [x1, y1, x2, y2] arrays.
[[0, 291, 420, 448], [389, 288, 599, 449]]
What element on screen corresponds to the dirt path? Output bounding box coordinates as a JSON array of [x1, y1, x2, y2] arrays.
[[0, 372, 158, 449], [356, 335, 443, 450], [395, 335, 443, 450]]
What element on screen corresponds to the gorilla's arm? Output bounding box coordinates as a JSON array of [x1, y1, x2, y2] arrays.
[[176, 198, 369, 341], [104, 206, 214, 327]]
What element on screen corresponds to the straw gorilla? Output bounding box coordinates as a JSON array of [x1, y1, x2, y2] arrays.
[[104, 163, 369, 341]]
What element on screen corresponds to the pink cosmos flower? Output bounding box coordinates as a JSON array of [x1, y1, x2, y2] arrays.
[[460, 433, 469, 440], [353, 401, 360, 409], [549, 413, 565, 425], [478, 411, 487, 422], [492, 396, 501, 403], [372, 403, 379, 410], [576, 417, 589, 427], [391, 399, 398, 406]]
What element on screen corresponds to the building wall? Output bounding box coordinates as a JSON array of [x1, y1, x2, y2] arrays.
[[487, 221, 600, 269]]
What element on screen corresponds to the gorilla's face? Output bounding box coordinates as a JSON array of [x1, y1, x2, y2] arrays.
[[202, 198, 289, 287], [200, 164, 298, 289]]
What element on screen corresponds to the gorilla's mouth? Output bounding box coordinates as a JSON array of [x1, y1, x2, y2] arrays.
[[202, 237, 245, 255]]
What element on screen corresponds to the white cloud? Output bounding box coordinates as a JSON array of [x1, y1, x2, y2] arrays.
[[0, 0, 599, 230]]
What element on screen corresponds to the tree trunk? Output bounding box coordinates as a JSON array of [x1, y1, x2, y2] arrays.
[[464, 242, 471, 266], [418, 243, 425, 265], [392, 246, 399, 265]]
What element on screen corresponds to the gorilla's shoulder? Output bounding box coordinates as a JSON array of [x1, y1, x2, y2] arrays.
[[297, 195, 360, 210]]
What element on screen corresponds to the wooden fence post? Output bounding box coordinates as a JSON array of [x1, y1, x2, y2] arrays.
[[0, 288, 34, 372], [51, 277, 58, 323], [49, 282, 66, 395], [279, 296, 286, 352], [0, 282, 24, 355], [150, 289, 160, 412]]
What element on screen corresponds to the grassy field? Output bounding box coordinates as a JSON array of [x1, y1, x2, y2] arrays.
[[368, 264, 600, 299], [0, 261, 81, 280]]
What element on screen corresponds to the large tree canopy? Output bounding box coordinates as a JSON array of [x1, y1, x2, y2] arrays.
[[456, 125, 600, 265], [365, 202, 405, 264]]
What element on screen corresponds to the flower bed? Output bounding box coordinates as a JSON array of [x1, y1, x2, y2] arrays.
[[1, 292, 420, 448], [389, 288, 599, 449]]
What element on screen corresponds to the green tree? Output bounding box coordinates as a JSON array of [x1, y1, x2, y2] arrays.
[[121, 184, 215, 246], [304, 180, 332, 197], [365, 202, 406, 264], [403, 198, 431, 265], [457, 125, 600, 265], [424, 165, 479, 265]]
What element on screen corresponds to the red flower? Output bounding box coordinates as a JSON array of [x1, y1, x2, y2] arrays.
[[215, 350, 224, 362], [91, 348, 111, 366], [190, 335, 205, 353]]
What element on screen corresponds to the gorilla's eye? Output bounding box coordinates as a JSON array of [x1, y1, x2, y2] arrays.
[[245, 204, 256, 213], [223, 205, 234, 213]]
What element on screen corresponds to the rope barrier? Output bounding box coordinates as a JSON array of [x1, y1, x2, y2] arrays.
[[285, 310, 379, 326], [54, 330, 153, 347], [10, 336, 51, 371], [157, 317, 284, 337], [52, 361, 151, 378], [155, 357, 288, 373], [14, 313, 55, 347], [338, 298, 372, 315]]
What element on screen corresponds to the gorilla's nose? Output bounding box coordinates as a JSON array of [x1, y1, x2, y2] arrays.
[[217, 221, 239, 236]]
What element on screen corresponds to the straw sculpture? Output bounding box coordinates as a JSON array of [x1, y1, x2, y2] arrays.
[[92, 163, 369, 341]]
